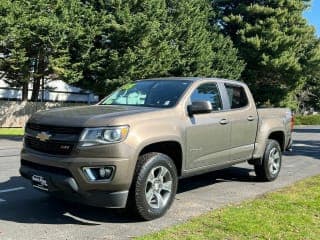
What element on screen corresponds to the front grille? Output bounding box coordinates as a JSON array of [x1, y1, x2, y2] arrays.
[[25, 123, 83, 155], [26, 123, 83, 135], [21, 159, 72, 176], [25, 136, 75, 155]]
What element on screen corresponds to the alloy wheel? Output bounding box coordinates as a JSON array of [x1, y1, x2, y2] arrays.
[[268, 147, 281, 175], [145, 166, 173, 209]]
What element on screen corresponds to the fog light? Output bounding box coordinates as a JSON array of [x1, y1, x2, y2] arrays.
[[99, 167, 112, 178], [82, 166, 114, 181]]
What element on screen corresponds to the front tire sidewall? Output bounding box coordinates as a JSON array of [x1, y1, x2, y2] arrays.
[[133, 153, 178, 220]]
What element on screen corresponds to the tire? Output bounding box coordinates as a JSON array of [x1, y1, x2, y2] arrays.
[[128, 152, 178, 221], [254, 140, 282, 181]]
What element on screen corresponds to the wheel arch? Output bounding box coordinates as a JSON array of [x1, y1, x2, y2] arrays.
[[268, 131, 285, 151], [137, 140, 183, 176]]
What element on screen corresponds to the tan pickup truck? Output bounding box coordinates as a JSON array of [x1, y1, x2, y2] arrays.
[[20, 77, 293, 220]]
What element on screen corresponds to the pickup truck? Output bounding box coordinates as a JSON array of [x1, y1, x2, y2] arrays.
[[20, 77, 293, 220]]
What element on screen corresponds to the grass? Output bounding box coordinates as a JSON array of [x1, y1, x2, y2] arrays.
[[295, 114, 320, 125], [0, 128, 24, 136], [138, 175, 320, 240]]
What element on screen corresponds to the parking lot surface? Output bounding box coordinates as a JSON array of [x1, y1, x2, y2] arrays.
[[0, 126, 319, 240]]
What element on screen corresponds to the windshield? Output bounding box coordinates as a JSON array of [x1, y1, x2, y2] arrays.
[[100, 80, 192, 108]]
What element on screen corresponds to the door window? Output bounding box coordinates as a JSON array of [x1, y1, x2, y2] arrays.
[[190, 83, 222, 111], [225, 84, 248, 109]]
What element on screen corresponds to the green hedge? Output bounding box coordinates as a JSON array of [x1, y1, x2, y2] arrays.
[[0, 128, 24, 136], [295, 115, 320, 125]]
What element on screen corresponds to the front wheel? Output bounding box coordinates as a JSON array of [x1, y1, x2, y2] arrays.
[[128, 152, 178, 220], [254, 140, 282, 181]]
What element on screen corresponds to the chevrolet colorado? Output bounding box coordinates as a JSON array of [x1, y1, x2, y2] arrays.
[[20, 77, 293, 220]]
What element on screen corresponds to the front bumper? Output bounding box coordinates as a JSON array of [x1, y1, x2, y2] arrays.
[[20, 164, 128, 208], [20, 149, 134, 208]]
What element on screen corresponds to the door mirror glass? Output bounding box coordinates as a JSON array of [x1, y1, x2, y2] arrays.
[[188, 101, 213, 115]]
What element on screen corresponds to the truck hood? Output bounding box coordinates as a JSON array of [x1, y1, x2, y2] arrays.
[[28, 105, 160, 127]]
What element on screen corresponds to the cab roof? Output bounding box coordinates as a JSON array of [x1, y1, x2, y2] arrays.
[[139, 77, 243, 85]]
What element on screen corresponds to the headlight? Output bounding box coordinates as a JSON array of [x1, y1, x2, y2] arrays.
[[79, 126, 129, 147]]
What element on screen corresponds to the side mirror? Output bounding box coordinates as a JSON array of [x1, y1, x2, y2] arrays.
[[187, 101, 212, 116]]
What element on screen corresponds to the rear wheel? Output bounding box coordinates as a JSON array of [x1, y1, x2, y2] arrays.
[[128, 152, 178, 220], [254, 140, 282, 181]]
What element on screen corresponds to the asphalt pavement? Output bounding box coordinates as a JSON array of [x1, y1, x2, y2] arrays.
[[0, 126, 319, 240]]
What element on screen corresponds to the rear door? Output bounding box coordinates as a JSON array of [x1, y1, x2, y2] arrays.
[[223, 83, 258, 162], [186, 82, 231, 169]]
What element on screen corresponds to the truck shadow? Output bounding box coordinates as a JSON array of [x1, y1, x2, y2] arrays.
[[178, 166, 255, 194], [0, 136, 23, 142], [0, 166, 254, 225], [293, 127, 320, 134], [285, 139, 320, 160], [283, 126, 320, 160], [0, 176, 133, 225]]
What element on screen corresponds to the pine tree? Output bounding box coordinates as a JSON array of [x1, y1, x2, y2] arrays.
[[166, 0, 214, 77], [82, 0, 244, 96], [80, 0, 180, 96], [0, 0, 103, 101], [213, 0, 320, 106], [1, 0, 245, 99], [171, 0, 244, 79]]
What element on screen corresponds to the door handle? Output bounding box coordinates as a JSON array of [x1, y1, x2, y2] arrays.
[[247, 116, 255, 121], [219, 119, 229, 125]]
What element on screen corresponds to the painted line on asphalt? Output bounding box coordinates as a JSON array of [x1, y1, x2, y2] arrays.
[[293, 143, 315, 147], [0, 187, 25, 203], [0, 147, 20, 150], [0, 154, 19, 157], [0, 187, 25, 194], [63, 213, 100, 225]]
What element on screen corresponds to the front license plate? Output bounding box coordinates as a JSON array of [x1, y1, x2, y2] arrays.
[[32, 175, 48, 191]]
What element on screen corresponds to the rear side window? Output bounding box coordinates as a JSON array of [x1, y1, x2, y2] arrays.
[[225, 84, 248, 109], [191, 83, 222, 111]]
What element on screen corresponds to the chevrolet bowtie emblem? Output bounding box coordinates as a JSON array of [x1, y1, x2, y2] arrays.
[[36, 132, 51, 142]]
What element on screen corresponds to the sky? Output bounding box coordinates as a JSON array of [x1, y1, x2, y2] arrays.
[[304, 0, 320, 36]]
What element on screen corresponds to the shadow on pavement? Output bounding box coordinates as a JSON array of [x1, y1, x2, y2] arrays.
[[178, 166, 255, 194], [0, 136, 23, 142], [294, 127, 320, 134], [286, 139, 320, 160], [0, 166, 254, 225], [0, 176, 136, 225]]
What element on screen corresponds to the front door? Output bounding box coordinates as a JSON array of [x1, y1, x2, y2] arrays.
[[186, 82, 231, 170]]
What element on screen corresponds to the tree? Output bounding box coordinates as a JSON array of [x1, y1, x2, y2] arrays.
[[213, 0, 320, 107], [79, 0, 180, 96], [282, 38, 320, 112], [210, 32, 245, 80], [0, 0, 103, 101], [1, 0, 245, 100], [168, 0, 245, 79], [166, 0, 215, 77], [81, 0, 244, 96]]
